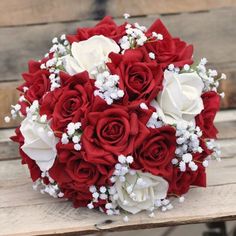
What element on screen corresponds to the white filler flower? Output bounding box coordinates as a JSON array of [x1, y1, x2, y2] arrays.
[[63, 35, 120, 75], [20, 117, 59, 172], [153, 70, 204, 124], [115, 171, 169, 214]]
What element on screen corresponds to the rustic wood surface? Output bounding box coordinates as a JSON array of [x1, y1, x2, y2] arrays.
[[0, 0, 236, 27], [1, 8, 236, 128], [0, 109, 235, 236]]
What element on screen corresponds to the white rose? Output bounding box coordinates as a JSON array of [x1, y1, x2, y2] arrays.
[[115, 171, 169, 214], [63, 35, 120, 75], [20, 117, 59, 172], [153, 70, 204, 124]]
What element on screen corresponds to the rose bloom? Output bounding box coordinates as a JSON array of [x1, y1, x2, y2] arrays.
[[107, 47, 163, 106], [19, 69, 50, 103], [63, 35, 120, 76], [196, 91, 220, 139], [46, 71, 94, 132], [132, 126, 176, 182], [81, 108, 150, 165], [115, 171, 169, 214], [168, 141, 211, 195], [145, 19, 193, 68], [50, 143, 113, 186], [153, 70, 204, 124], [67, 16, 126, 43], [11, 128, 41, 181], [168, 164, 206, 196], [20, 116, 58, 172]]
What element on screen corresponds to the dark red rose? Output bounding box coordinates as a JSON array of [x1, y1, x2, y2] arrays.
[[107, 48, 163, 106], [40, 89, 63, 119], [19, 70, 50, 104], [51, 71, 94, 133], [50, 142, 113, 187], [168, 164, 206, 196], [196, 91, 220, 139], [193, 138, 213, 162], [59, 182, 92, 208], [11, 128, 41, 181], [132, 126, 176, 181], [145, 19, 193, 68], [81, 108, 150, 165], [67, 16, 126, 43]]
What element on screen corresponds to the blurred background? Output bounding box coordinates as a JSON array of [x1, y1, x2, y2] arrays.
[[0, 0, 236, 235]]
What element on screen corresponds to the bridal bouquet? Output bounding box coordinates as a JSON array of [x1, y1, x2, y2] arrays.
[[7, 15, 226, 218]]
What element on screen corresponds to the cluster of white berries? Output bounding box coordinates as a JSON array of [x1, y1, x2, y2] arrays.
[[173, 121, 203, 172], [4, 103, 22, 123], [4, 87, 30, 123], [206, 139, 221, 161], [119, 22, 163, 52], [61, 122, 82, 151], [154, 198, 174, 212], [194, 58, 226, 96], [146, 111, 164, 128], [33, 173, 63, 198], [93, 69, 124, 105], [110, 154, 135, 183], [87, 185, 120, 216], [40, 34, 70, 91], [168, 63, 181, 73]]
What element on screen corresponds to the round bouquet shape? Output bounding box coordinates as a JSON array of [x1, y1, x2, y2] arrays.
[[7, 15, 226, 217]]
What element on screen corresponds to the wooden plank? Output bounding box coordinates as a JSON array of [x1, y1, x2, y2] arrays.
[[0, 81, 22, 128], [0, 0, 236, 27], [0, 111, 235, 235], [0, 8, 236, 82], [0, 158, 236, 235]]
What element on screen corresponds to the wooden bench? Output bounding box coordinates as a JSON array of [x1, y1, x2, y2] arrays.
[[0, 1, 236, 235]]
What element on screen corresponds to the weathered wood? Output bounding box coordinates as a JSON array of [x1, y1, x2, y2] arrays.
[[0, 0, 236, 27], [0, 170, 236, 235], [0, 81, 22, 128], [0, 110, 236, 235], [1, 9, 236, 83]]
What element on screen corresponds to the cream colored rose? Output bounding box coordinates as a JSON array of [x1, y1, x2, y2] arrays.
[[115, 171, 169, 214], [20, 117, 59, 172], [153, 70, 204, 124], [63, 35, 120, 75]]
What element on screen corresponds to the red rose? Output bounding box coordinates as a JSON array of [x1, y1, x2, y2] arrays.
[[196, 91, 220, 138], [168, 164, 206, 196], [19, 69, 50, 104], [107, 48, 163, 106], [67, 16, 126, 43], [50, 71, 94, 132], [132, 126, 176, 181], [82, 108, 150, 165], [168, 140, 211, 196], [59, 182, 92, 208], [50, 142, 113, 187], [145, 19, 193, 68], [11, 128, 41, 181]]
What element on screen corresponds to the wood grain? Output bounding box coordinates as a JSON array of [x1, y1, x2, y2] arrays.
[[0, 0, 236, 27], [1, 9, 236, 82], [0, 81, 22, 128], [0, 165, 235, 236]]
